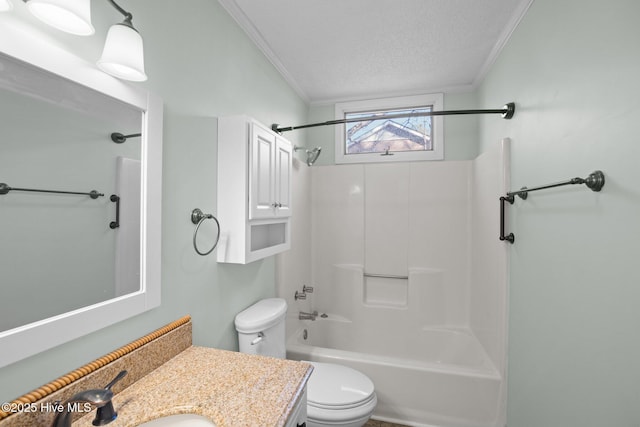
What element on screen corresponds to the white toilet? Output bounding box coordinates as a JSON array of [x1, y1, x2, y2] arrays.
[[235, 298, 377, 427]]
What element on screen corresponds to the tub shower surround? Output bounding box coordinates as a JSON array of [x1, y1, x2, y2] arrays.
[[287, 140, 510, 427]]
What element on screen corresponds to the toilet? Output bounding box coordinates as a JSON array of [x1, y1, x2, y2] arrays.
[[235, 298, 377, 427]]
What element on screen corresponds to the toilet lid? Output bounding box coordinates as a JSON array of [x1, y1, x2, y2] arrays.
[[234, 298, 287, 333], [307, 362, 375, 409]]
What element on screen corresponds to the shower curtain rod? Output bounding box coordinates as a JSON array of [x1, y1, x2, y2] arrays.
[[271, 102, 515, 133]]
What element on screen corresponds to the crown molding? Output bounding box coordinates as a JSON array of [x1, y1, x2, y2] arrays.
[[217, 0, 310, 104], [473, 0, 535, 88]]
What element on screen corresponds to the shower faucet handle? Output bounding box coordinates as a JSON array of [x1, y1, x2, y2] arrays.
[[295, 291, 307, 300], [303, 285, 314, 293]]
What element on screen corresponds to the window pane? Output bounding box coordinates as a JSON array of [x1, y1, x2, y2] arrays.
[[344, 107, 433, 155]]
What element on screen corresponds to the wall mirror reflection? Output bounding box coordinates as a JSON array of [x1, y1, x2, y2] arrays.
[[0, 51, 143, 332]]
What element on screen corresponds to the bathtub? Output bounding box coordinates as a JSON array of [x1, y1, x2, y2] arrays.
[[286, 316, 503, 427]]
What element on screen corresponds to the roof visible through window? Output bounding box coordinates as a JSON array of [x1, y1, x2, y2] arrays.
[[345, 107, 433, 155], [334, 93, 444, 164]]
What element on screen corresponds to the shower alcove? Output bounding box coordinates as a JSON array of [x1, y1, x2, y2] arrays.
[[280, 139, 511, 427]]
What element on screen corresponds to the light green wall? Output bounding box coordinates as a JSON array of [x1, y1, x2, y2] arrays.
[[478, 0, 640, 425], [0, 0, 307, 402], [5, 2, 640, 425]]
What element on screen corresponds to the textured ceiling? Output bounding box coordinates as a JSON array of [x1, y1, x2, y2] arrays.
[[218, 0, 533, 104]]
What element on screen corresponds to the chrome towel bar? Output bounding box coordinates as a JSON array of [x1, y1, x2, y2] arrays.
[[500, 170, 605, 244], [0, 182, 120, 230], [0, 182, 103, 199], [507, 170, 604, 199]]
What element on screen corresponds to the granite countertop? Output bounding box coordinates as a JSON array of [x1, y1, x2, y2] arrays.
[[72, 346, 313, 427]]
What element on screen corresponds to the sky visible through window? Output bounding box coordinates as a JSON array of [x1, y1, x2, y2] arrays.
[[345, 106, 433, 155]]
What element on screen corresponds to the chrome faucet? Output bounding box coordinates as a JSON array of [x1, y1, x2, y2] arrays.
[[294, 285, 314, 301], [52, 370, 127, 427], [299, 310, 318, 321]]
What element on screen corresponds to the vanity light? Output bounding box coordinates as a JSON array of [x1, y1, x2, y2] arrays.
[[22, 0, 147, 81], [23, 0, 95, 36], [0, 0, 13, 12], [96, 0, 146, 81], [97, 15, 147, 81]]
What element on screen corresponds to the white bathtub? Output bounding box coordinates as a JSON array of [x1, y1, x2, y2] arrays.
[[286, 316, 503, 427]]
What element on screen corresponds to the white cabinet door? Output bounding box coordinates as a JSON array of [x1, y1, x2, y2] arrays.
[[250, 124, 276, 219], [274, 136, 292, 218], [249, 123, 292, 219]]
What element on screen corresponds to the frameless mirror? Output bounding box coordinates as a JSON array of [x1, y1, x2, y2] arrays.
[[0, 25, 162, 368]]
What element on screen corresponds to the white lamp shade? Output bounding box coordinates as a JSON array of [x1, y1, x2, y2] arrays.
[[0, 0, 13, 12], [97, 23, 147, 82], [26, 0, 94, 35]]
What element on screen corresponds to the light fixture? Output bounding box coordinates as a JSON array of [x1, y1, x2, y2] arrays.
[[96, 0, 147, 81], [22, 0, 147, 81], [0, 0, 13, 12], [23, 0, 95, 35]]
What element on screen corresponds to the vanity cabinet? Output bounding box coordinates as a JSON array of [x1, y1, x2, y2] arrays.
[[217, 115, 292, 264], [285, 386, 308, 427]]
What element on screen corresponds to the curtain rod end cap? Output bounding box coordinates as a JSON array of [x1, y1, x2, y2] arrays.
[[502, 102, 515, 119]]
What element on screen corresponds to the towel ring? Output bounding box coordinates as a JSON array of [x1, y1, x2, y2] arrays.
[[191, 208, 220, 256]]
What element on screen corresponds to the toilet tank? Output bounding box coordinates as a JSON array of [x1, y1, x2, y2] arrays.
[[235, 298, 287, 359]]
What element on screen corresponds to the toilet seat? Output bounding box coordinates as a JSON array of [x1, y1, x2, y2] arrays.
[[306, 362, 377, 424]]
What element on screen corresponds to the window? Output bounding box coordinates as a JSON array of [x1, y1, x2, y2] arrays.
[[335, 93, 444, 164]]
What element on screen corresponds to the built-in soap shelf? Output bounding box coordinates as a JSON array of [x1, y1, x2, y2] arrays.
[[250, 221, 287, 252]]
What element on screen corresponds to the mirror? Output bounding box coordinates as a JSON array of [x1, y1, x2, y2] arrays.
[[0, 25, 162, 367], [0, 54, 143, 331]]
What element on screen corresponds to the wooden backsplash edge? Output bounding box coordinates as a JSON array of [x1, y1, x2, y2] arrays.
[[0, 315, 192, 420]]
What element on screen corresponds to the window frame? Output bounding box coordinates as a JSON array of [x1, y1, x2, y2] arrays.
[[334, 93, 444, 164]]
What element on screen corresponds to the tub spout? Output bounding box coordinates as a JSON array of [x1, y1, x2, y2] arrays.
[[299, 310, 318, 321]]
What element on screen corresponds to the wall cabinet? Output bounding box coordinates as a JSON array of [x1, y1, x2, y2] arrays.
[[217, 115, 292, 264]]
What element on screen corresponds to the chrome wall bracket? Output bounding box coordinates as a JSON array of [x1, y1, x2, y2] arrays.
[[499, 195, 515, 244], [109, 194, 120, 229]]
